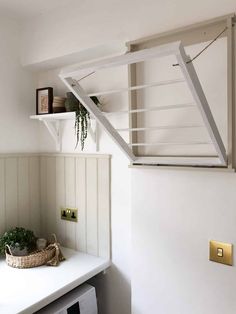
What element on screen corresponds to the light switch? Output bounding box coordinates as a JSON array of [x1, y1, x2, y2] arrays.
[[217, 248, 223, 257], [209, 240, 233, 266]]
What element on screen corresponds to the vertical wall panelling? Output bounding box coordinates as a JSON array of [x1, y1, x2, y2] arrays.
[[29, 156, 40, 236], [40, 154, 110, 258], [0, 154, 110, 259], [46, 157, 57, 239], [75, 157, 87, 252], [40, 156, 47, 236], [86, 158, 98, 256], [5, 158, 18, 229], [0, 159, 5, 234], [0, 155, 41, 235], [65, 157, 76, 249], [56, 156, 66, 245], [98, 158, 110, 259], [18, 157, 30, 229]]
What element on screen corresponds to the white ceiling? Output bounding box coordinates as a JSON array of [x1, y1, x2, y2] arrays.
[[0, 0, 77, 20]]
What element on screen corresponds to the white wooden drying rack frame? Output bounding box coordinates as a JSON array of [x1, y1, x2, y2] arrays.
[[127, 14, 235, 169], [59, 35, 231, 167]]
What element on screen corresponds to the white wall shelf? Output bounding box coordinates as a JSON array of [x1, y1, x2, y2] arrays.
[[30, 112, 75, 121], [30, 112, 98, 151]]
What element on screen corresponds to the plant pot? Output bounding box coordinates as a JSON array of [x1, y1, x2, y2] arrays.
[[65, 92, 80, 112], [36, 238, 47, 250], [10, 245, 28, 256]]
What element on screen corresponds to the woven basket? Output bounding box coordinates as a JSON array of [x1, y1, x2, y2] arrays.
[[5, 244, 56, 269]]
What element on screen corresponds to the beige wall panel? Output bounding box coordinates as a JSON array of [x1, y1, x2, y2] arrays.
[[75, 157, 87, 252], [0, 159, 5, 235], [98, 158, 110, 259], [5, 158, 18, 229], [0, 154, 110, 259], [86, 158, 98, 256], [0, 155, 41, 236], [29, 156, 41, 236], [56, 156, 66, 245], [64, 157, 76, 249], [40, 156, 47, 236], [46, 157, 57, 239], [18, 157, 30, 229]]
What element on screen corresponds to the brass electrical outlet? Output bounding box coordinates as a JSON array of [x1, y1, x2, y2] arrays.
[[209, 240, 233, 266], [61, 208, 78, 222]]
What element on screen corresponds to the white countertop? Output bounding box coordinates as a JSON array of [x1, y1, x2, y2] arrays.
[[0, 247, 110, 314]]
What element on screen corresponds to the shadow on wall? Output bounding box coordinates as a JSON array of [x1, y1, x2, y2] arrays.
[[88, 263, 131, 314]]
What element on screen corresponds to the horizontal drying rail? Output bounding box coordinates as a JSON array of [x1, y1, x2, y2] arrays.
[[129, 141, 212, 146], [104, 103, 196, 116], [88, 78, 185, 97], [116, 125, 204, 132]]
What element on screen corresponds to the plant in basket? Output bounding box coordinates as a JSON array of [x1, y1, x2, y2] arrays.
[[0, 227, 37, 256]]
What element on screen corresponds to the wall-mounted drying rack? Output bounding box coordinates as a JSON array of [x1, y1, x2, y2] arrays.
[[30, 112, 99, 151], [59, 38, 230, 167]]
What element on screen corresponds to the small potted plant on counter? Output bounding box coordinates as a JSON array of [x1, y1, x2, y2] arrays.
[[0, 227, 37, 256]]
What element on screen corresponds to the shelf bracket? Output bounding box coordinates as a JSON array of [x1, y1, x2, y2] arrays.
[[31, 112, 100, 151], [42, 120, 61, 151]]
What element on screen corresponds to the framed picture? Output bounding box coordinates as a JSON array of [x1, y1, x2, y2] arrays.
[[36, 87, 53, 115]]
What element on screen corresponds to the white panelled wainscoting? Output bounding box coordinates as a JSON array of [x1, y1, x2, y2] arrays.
[[0, 153, 110, 259], [40, 154, 110, 258], [0, 155, 40, 236]]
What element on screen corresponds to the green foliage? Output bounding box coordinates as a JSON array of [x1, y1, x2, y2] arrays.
[[0, 227, 36, 255], [65, 92, 101, 150], [75, 96, 100, 150]]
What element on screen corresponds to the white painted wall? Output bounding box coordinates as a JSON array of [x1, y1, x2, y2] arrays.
[[20, 0, 236, 67], [0, 16, 38, 153], [131, 27, 235, 314], [132, 168, 236, 314]]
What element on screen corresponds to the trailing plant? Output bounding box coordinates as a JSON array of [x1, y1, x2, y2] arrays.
[[0, 227, 37, 255], [65, 92, 101, 150], [75, 96, 100, 150]]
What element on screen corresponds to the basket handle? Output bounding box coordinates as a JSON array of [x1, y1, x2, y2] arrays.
[[51, 233, 58, 243], [5, 244, 13, 255]]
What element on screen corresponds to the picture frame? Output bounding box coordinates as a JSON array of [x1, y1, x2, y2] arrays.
[[36, 87, 53, 115]]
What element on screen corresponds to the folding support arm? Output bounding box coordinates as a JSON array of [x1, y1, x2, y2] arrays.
[[61, 77, 137, 161], [177, 44, 227, 165]]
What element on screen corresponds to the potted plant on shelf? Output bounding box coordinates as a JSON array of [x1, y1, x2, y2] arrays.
[[0, 227, 37, 256], [65, 92, 101, 150]]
